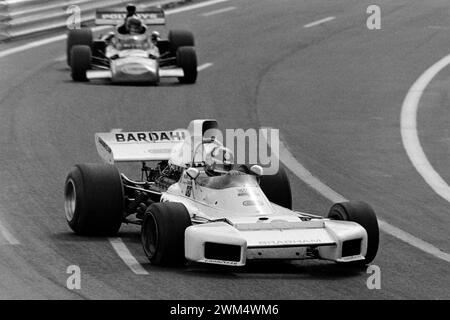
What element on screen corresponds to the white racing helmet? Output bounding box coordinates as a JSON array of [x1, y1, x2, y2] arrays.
[[205, 146, 234, 175], [126, 16, 144, 34]]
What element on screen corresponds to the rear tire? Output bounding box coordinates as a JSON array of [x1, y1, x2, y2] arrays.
[[67, 28, 92, 66], [328, 201, 379, 266], [168, 29, 194, 53], [71, 45, 91, 82], [141, 202, 191, 266], [64, 164, 124, 236], [259, 166, 292, 209], [177, 46, 197, 84]]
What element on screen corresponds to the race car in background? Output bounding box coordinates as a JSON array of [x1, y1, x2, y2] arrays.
[[64, 119, 379, 268], [66, 4, 197, 84]]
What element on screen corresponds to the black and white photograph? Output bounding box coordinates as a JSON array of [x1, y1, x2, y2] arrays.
[[0, 0, 448, 313]]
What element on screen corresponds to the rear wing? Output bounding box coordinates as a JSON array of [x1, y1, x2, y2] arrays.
[[95, 130, 188, 164], [95, 6, 166, 26]]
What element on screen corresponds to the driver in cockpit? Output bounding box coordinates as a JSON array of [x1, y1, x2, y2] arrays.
[[204, 146, 241, 176], [124, 16, 146, 34], [120, 4, 146, 35]]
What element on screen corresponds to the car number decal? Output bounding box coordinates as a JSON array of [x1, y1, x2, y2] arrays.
[[185, 185, 192, 197]]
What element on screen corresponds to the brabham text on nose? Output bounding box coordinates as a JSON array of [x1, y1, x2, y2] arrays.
[[258, 239, 324, 246]]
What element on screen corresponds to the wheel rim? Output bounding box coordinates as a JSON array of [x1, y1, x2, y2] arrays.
[[64, 179, 77, 222], [142, 213, 158, 259]]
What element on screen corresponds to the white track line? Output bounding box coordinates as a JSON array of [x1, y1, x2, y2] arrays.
[[109, 238, 149, 275], [0, 0, 230, 59], [0, 221, 20, 245], [261, 130, 450, 263], [0, 34, 66, 58], [280, 143, 345, 203], [401, 54, 450, 204], [303, 16, 336, 28], [378, 220, 450, 262], [167, 0, 228, 14], [201, 6, 236, 17], [197, 62, 213, 71]]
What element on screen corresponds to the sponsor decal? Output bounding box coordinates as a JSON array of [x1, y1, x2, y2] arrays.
[[185, 185, 192, 197], [339, 255, 363, 261], [258, 239, 324, 246], [145, 148, 172, 154], [99, 13, 163, 20], [242, 200, 264, 206], [115, 131, 186, 142], [203, 259, 240, 266], [99, 13, 126, 19], [237, 188, 249, 196]]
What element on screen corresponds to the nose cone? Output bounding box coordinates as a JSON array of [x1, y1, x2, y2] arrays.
[[112, 57, 159, 84]]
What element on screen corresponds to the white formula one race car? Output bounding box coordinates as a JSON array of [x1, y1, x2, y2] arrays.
[[64, 119, 379, 268], [66, 4, 197, 84]]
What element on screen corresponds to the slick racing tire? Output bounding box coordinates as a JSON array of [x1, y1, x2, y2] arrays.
[[64, 163, 124, 236], [328, 201, 379, 266], [259, 165, 293, 210], [141, 202, 191, 266], [177, 46, 197, 84], [67, 28, 93, 66], [168, 29, 194, 53], [71, 45, 91, 82]]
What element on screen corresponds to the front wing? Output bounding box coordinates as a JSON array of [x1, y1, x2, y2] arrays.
[[86, 68, 184, 81], [184, 220, 368, 266]]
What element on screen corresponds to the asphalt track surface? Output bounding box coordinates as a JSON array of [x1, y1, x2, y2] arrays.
[[0, 0, 449, 299]]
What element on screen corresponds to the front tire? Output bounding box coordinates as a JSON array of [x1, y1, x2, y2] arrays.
[[71, 45, 91, 82], [141, 202, 191, 266], [168, 29, 194, 53], [67, 28, 92, 66], [64, 164, 124, 236], [328, 201, 379, 266], [259, 166, 292, 209], [177, 46, 197, 84]]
